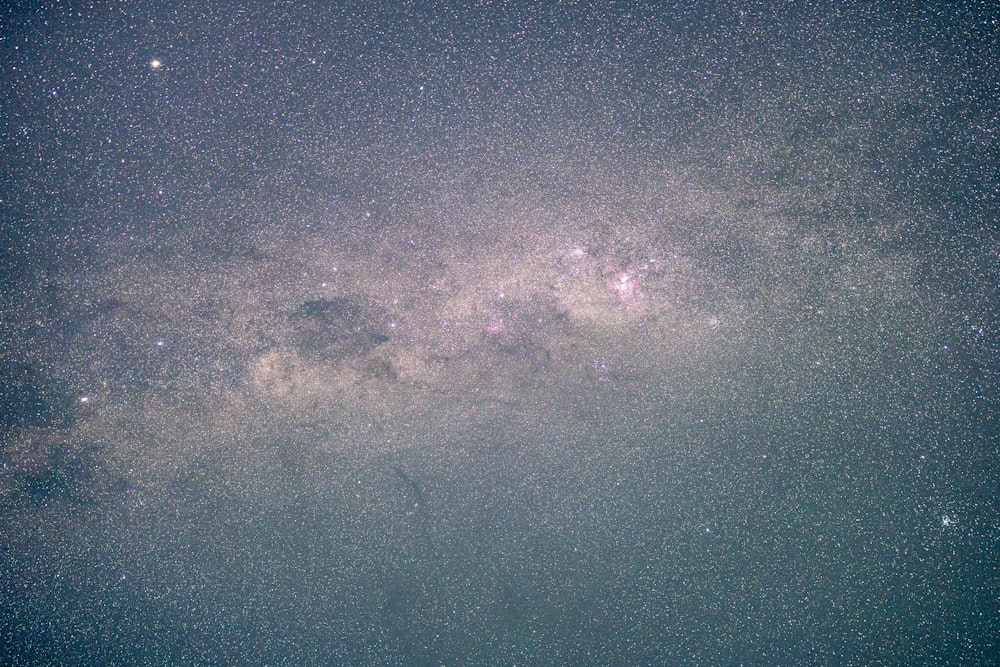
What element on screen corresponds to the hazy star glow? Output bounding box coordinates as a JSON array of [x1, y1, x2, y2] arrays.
[[1, 3, 994, 665]]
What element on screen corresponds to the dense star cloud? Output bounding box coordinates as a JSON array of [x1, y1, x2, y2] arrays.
[[1, 2, 997, 664]]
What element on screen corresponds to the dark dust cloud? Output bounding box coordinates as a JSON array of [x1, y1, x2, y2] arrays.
[[2, 2, 997, 665]]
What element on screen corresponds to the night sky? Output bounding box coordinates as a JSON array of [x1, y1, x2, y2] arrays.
[[2, 2, 997, 665]]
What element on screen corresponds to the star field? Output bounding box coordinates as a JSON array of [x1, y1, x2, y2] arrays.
[[1, 2, 997, 664]]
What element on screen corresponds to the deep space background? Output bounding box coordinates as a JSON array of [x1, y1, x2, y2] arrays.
[[1, 1, 997, 665]]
